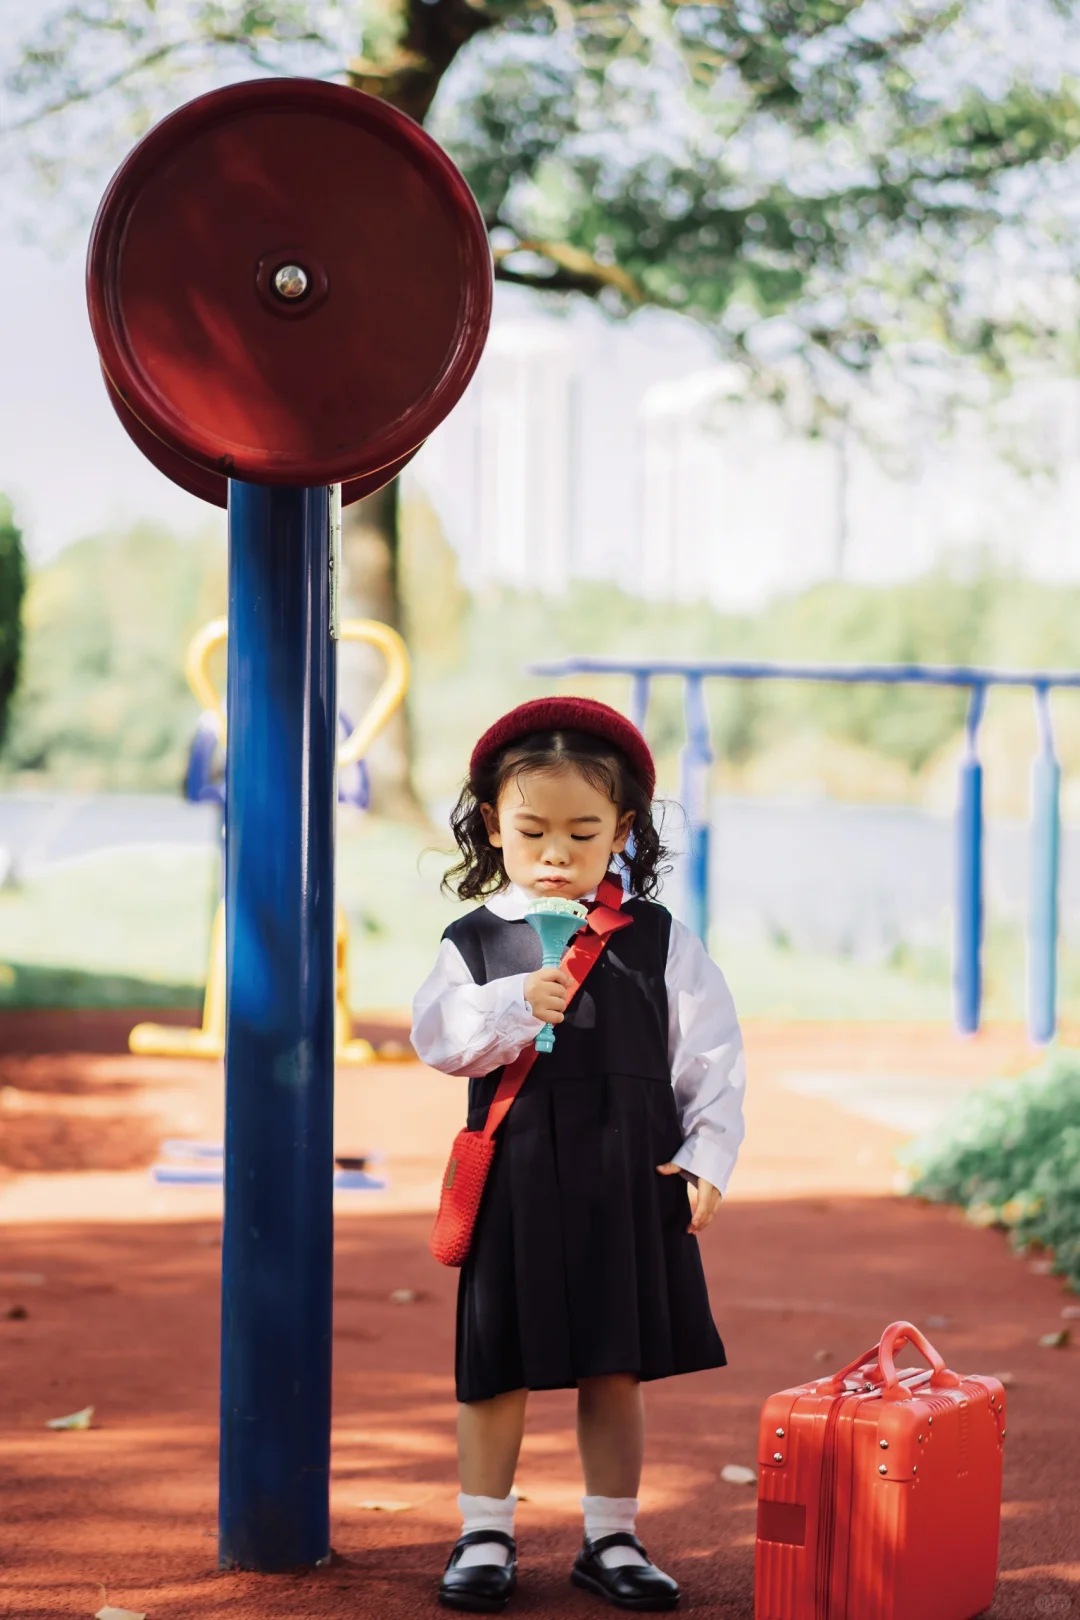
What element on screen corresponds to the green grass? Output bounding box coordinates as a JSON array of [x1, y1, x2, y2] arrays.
[[336, 813, 469, 1009], [0, 844, 216, 1001], [0, 812, 1069, 1022], [711, 931, 955, 1022], [0, 817, 469, 1013], [0, 961, 202, 1010], [713, 920, 1070, 1023]]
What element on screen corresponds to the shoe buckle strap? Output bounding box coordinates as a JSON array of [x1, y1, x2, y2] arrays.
[[588, 1530, 647, 1556], [453, 1528, 516, 1555]]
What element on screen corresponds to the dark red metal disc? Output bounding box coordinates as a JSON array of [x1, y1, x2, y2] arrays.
[[88, 78, 491, 487], [104, 369, 418, 507]]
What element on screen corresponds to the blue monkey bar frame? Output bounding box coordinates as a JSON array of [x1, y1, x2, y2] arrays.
[[531, 657, 1080, 1044]]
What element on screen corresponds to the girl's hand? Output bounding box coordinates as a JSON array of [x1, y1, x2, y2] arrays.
[[656, 1163, 723, 1233], [524, 965, 571, 1024]]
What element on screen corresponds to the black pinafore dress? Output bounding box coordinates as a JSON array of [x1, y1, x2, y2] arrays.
[[444, 896, 726, 1404]]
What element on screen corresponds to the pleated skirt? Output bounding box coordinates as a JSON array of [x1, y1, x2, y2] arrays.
[[455, 1069, 727, 1403]]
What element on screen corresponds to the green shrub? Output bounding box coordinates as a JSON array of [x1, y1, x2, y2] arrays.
[[1, 522, 225, 790], [0, 496, 26, 751], [899, 1056, 1080, 1293]]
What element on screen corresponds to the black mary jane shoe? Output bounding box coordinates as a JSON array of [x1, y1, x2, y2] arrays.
[[439, 1529, 518, 1613], [571, 1532, 680, 1612]]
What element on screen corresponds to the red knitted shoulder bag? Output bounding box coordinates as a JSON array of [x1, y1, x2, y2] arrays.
[[429, 875, 631, 1267]]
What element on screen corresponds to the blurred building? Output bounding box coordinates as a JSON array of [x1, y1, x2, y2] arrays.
[[410, 321, 577, 596], [639, 370, 841, 610], [640, 368, 1080, 607], [412, 308, 1080, 606]]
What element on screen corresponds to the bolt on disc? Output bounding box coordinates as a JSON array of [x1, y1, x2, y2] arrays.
[[273, 263, 310, 300]]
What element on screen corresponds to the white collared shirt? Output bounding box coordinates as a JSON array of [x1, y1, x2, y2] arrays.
[[410, 885, 746, 1196]]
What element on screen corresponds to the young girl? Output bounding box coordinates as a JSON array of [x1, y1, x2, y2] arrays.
[[412, 697, 746, 1613]]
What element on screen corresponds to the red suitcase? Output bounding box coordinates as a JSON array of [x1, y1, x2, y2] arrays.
[[755, 1321, 1005, 1620]]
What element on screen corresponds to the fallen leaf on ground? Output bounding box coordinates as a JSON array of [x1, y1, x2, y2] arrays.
[[813, 1349, 833, 1362], [1061, 1305, 1080, 1320], [355, 1500, 413, 1512], [46, 1405, 94, 1430], [925, 1315, 949, 1329], [5, 1304, 28, 1320], [389, 1289, 419, 1305], [1038, 1329, 1071, 1349], [720, 1464, 757, 1486], [95, 1607, 146, 1620]]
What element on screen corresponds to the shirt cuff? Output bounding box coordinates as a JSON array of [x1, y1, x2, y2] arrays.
[[671, 1134, 736, 1198], [501, 973, 546, 1038]]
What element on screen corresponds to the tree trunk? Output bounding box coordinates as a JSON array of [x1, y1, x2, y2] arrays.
[[339, 5, 494, 823], [338, 479, 426, 823]]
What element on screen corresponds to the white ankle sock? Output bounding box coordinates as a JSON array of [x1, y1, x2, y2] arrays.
[[582, 1495, 647, 1568], [456, 1491, 517, 1569]]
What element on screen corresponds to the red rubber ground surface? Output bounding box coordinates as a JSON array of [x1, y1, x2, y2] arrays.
[[3, 1195, 1078, 1619]]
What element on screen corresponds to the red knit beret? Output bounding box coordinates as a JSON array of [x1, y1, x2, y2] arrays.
[[470, 696, 655, 799]]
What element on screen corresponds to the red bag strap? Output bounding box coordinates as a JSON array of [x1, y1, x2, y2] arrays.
[[481, 875, 631, 1142]]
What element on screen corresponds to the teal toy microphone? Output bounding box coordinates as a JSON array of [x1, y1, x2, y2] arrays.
[[524, 897, 588, 1052]]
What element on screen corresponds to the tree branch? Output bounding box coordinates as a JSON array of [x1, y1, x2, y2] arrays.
[[494, 260, 613, 295], [0, 27, 340, 139], [495, 238, 646, 302], [0, 42, 181, 136]]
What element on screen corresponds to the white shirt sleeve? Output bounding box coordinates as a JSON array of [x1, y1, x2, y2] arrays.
[[665, 917, 747, 1197], [411, 937, 545, 1077]]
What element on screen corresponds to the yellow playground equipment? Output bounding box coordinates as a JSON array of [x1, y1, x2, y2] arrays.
[[129, 616, 411, 1064]]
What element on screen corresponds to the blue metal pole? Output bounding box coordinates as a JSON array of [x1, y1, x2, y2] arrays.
[[531, 654, 1080, 692], [617, 675, 652, 895], [680, 673, 713, 946], [629, 672, 651, 736], [954, 684, 986, 1036], [1028, 684, 1060, 1045], [219, 481, 337, 1572]]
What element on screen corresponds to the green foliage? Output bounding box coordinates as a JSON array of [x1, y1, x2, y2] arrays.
[[438, 46, 578, 232], [753, 574, 995, 771], [0, 497, 26, 753], [900, 1057, 1080, 1293], [1, 523, 225, 790], [12, 513, 1080, 810], [8, 2, 1080, 381], [429, 0, 1080, 375], [401, 516, 1080, 809]]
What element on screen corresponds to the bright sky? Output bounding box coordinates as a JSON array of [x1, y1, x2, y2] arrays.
[[0, 234, 220, 560]]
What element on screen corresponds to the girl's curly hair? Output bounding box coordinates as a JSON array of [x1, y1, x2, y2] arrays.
[[444, 728, 670, 902]]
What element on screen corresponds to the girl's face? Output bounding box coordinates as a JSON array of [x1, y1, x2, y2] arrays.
[[481, 766, 634, 900]]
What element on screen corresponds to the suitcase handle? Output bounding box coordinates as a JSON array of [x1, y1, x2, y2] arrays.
[[879, 1320, 962, 1402], [816, 1341, 891, 1394], [818, 1321, 961, 1400]]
